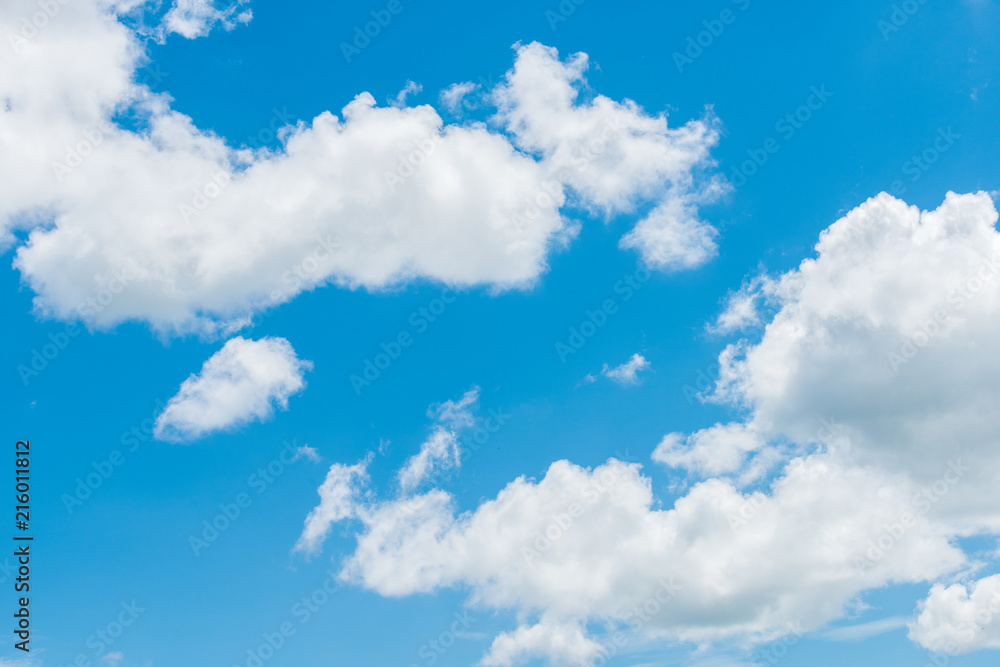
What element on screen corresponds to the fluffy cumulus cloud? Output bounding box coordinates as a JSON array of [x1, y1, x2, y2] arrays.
[[493, 42, 725, 271], [909, 574, 1000, 654], [669, 190, 1000, 655], [694, 192, 1000, 522], [154, 336, 311, 442], [481, 618, 603, 666], [295, 192, 1000, 663], [652, 421, 766, 479], [0, 2, 723, 335], [300, 451, 963, 664]]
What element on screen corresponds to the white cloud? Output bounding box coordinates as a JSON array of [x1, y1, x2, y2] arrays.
[[440, 81, 478, 113], [482, 617, 603, 666], [494, 42, 726, 271], [397, 429, 461, 493], [654, 190, 1000, 657], [429, 386, 480, 429], [652, 422, 765, 478], [297, 388, 479, 556], [909, 574, 1000, 653], [293, 444, 321, 463], [293, 191, 1000, 662], [162, 0, 252, 39], [390, 80, 422, 108], [398, 387, 479, 492], [695, 193, 1000, 525], [295, 456, 370, 557], [709, 274, 780, 335], [0, 4, 724, 335], [619, 196, 721, 271], [598, 353, 651, 386], [308, 453, 962, 659], [154, 336, 311, 442]]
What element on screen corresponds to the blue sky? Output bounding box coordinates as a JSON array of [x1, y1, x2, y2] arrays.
[[2, 0, 1000, 666]]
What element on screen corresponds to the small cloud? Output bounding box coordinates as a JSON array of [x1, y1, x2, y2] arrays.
[[154, 336, 312, 442], [398, 387, 480, 492], [162, 0, 252, 40], [293, 444, 321, 463], [709, 274, 779, 335], [429, 386, 479, 429], [391, 80, 422, 108], [440, 81, 478, 113], [652, 421, 766, 478], [294, 387, 480, 558], [596, 353, 651, 386], [294, 454, 372, 557]]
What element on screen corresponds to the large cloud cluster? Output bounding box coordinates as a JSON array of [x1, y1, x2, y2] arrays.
[[298, 194, 1000, 664], [1, 1, 723, 335]]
